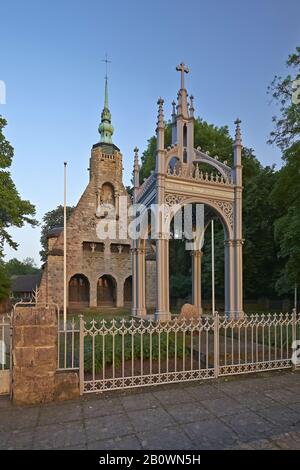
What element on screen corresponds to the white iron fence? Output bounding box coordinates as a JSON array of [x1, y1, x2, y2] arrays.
[[57, 312, 300, 394], [57, 316, 79, 370], [0, 313, 12, 395]]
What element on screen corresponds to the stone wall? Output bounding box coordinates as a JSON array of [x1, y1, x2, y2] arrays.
[[39, 145, 133, 310], [12, 306, 79, 405]]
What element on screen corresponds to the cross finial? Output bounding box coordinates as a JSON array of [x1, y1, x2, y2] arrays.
[[134, 147, 139, 168], [234, 118, 242, 145], [176, 62, 189, 89], [102, 53, 111, 80], [172, 100, 176, 115]]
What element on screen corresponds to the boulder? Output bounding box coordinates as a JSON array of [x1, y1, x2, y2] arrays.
[[178, 303, 201, 321]]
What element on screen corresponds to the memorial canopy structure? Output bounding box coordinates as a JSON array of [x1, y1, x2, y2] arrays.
[[132, 64, 243, 321]]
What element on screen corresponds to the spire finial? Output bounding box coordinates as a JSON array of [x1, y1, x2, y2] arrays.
[[234, 118, 242, 145], [102, 54, 111, 108], [98, 55, 114, 144], [157, 97, 164, 128], [133, 147, 140, 195], [189, 94, 194, 117], [102, 53, 111, 80], [176, 62, 189, 89], [172, 100, 176, 115], [134, 146, 139, 162]]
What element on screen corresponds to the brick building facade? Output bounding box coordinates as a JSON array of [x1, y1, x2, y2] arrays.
[[39, 77, 156, 310]]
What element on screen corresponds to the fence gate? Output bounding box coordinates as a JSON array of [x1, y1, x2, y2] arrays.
[[57, 312, 300, 395], [79, 316, 216, 394], [0, 313, 12, 396]]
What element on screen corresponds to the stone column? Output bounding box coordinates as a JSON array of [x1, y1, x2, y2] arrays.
[[89, 279, 97, 308], [115, 190, 119, 219], [154, 98, 170, 321], [131, 244, 137, 316], [233, 118, 244, 318], [191, 250, 203, 315], [135, 243, 147, 317], [224, 240, 235, 317], [233, 238, 244, 318], [116, 279, 124, 307], [233, 183, 243, 318], [155, 236, 170, 322]]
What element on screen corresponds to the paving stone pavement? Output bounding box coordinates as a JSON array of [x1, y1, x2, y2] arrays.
[[1, 370, 300, 450]]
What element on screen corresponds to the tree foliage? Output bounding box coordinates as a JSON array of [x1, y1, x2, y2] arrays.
[[271, 142, 300, 293], [0, 116, 38, 300], [4, 257, 40, 278], [268, 47, 300, 151], [268, 47, 300, 293], [40, 205, 74, 262], [0, 260, 10, 301], [0, 116, 37, 256]]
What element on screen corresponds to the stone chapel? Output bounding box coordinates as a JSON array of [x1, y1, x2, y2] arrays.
[[39, 77, 156, 310]]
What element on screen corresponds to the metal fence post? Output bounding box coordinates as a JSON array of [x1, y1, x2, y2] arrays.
[[214, 313, 219, 378], [79, 315, 84, 395]]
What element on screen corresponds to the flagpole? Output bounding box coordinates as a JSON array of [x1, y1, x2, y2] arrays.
[[295, 283, 298, 314], [211, 219, 215, 316], [63, 162, 67, 331]]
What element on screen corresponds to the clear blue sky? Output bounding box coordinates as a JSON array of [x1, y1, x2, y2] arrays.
[[1, 0, 299, 266]]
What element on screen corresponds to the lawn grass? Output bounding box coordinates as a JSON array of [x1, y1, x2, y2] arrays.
[[84, 330, 189, 374]]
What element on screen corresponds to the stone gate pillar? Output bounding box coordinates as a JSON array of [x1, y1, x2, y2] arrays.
[[12, 306, 79, 404]]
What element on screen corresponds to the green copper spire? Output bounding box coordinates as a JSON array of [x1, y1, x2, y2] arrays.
[[98, 76, 114, 144]]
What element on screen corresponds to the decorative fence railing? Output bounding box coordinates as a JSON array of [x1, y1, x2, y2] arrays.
[[57, 312, 300, 394], [0, 313, 12, 395], [57, 316, 80, 370]]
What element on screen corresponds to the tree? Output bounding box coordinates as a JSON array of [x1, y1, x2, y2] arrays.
[[40, 205, 74, 262], [0, 115, 37, 300], [4, 257, 40, 278], [271, 142, 300, 293], [268, 47, 300, 295], [268, 46, 300, 151], [0, 116, 37, 256], [0, 260, 10, 301]]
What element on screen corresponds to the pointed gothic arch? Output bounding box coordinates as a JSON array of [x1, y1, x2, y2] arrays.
[[97, 274, 116, 307], [132, 64, 243, 321]]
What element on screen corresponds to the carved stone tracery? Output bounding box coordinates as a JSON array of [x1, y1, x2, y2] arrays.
[[208, 200, 234, 228], [165, 194, 186, 207]]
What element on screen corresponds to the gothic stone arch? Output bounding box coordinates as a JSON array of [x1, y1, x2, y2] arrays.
[[132, 64, 243, 321], [68, 273, 90, 308], [97, 274, 117, 307]]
